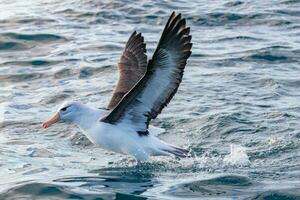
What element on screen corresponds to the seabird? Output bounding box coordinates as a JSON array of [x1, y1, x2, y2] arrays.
[[42, 12, 192, 162]]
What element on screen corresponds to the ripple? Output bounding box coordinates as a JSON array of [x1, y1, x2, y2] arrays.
[[16, 18, 57, 24], [26, 147, 61, 158], [0, 17, 57, 26], [54, 171, 154, 196], [164, 175, 253, 197], [248, 190, 300, 200], [0, 41, 29, 51], [5, 140, 34, 146], [215, 36, 264, 42], [197, 175, 253, 186], [0, 73, 43, 83], [31, 60, 57, 66], [42, 93, 71, 104], [224, 1, 244, 7], [0, 180, 153, 199], [281, 0, 300, 4], [276, 9, 300, 17], [250, 53, 289, 62], [22, 168, 49, 175], [250, 141, 298, 159], [188, 11, 296, 27], [70, 132, 93, 146], [199, 112, 256, 139], [189, 12, 264, 26], [54, 68, 73, 79], [241, 46, 297, 63], [1, 59, 61, 67], [2, 33, 66, 42], [0, 183, 96, 199], [78, 66, 112, 78]]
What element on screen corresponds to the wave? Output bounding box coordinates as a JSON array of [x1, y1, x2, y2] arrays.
[[0, 60, 61, 67], [208, 46, 298, 63], [0, 182, 95, 200], [0, 18, 56, 25], [215, 36, 264, 42], [188, 12, 294, 27], [1, 33, 66, 42], [0, 41, 29, 51], [248, 190, 300, 200], [0, 73, 43, 82], [164, 175, 253, 197], [243, 46, 298, 63]]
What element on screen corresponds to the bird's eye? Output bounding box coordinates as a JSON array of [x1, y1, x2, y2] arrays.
[[61, 106, 68, 111]]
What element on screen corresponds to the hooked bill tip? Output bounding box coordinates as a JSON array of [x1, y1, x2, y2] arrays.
[[42, 113, 60, 129]]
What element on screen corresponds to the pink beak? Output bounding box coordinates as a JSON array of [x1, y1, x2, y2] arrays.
[[42, 113, 60, 128]]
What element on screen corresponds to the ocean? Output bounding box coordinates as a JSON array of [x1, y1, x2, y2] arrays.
[[0, 0, 299, 199]]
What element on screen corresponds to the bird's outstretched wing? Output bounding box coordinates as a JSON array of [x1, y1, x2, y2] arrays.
[[107, 31, 147, 109], [102, 12, 192, 134]]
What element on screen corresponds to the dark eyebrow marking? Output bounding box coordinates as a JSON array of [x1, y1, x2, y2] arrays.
[[60, 105, 70, 111]]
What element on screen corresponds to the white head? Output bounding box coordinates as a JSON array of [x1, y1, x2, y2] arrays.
[[42, 101, 86, 128]]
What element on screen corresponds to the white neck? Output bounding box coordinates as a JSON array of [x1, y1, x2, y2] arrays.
[[73, 106, 107, 131]]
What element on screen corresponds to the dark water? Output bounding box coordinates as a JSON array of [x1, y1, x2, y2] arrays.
[[0, 0, 300, 199]]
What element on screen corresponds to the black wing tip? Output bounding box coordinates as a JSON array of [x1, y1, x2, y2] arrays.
[[169, 11, 176, 21], [127, 30, 143, 41], [170, 11, 181, 18], [160, 11, 192, 44], [125, 30, 147, 53]]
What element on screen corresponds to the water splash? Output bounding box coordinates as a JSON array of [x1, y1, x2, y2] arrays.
[[223, 144, 250, 166]]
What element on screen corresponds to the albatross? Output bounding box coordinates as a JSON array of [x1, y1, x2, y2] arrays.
[[42, 12, 192, 162]]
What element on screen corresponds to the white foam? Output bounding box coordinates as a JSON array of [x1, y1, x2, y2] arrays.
[[223, 144, 250, 166]]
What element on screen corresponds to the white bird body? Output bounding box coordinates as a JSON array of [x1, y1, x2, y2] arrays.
[[70, 104, 173, 161], [88, 123, 170, 161], [42, 12, 192, 162]]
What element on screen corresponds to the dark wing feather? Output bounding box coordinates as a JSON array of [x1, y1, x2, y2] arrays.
[[101, 12, 192, 131], [107, 31, 147, 109]]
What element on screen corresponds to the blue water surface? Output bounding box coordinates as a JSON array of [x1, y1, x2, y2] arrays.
[[0, 0, 299, 199]]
